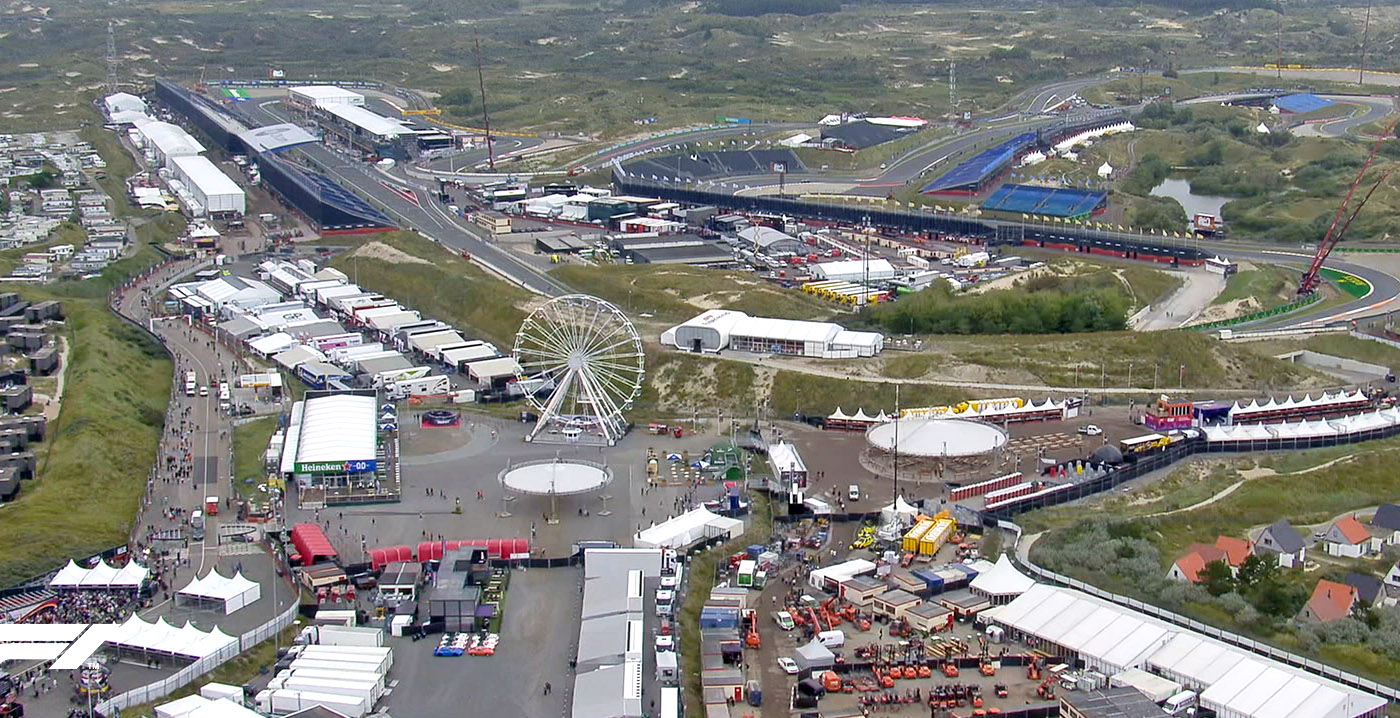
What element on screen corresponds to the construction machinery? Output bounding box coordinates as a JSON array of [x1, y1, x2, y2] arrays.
[[994, 683, 1009, 698], [1037, 676, 1057, 700], [1027, 655, 1042, 681], [1298, 115, 1400, 295]]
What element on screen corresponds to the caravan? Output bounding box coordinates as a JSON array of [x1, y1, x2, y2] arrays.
[[385, 375, 451, 400]]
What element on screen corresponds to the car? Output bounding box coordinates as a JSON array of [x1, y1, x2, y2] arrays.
[[778, 657, 799, 674], [1078, 424, 1102, 436], [773, 611, 795, 631], [198, 386, 209, 397], [848, 484, 860, 501]]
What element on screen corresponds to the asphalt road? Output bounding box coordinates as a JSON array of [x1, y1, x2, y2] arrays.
[[249, 100, 571, 296]]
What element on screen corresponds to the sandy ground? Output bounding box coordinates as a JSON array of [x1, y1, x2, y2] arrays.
[[1133, 269, 1226, 331], [351, 241, 431, 265]]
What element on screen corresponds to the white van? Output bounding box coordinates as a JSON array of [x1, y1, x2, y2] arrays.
[[848, 484, 860, 501], [816, 630, 845, 649], [655, 589, 674, 616], [1163, 690, 1198, 716]]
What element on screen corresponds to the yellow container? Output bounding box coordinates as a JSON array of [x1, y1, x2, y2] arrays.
[[902, 520, 935, 553]]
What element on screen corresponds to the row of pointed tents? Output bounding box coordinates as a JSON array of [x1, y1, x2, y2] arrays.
[[52, 614, 239, 670], [827, 398, 1069, 429], [49, 559, 149, 590], [1205, 407, 1400, 443], [1227, 390, 1370, 422]]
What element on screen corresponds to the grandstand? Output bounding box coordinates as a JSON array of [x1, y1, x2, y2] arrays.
[[920, 132, 1037, 195], [622, 149, 804, 183], [981, 183, 1107, 219], [820, 120, 917, 150], [1271, 93, 1336, 115]]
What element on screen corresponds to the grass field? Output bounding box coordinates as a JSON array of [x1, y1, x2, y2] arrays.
[[328, 232, 532, 348], [1240, 334, 1400, 370], [231, 416, 278, 500], [1211, 264, 1296, 312], [0, 294, 170, 585], [550, 264, 838, 323]]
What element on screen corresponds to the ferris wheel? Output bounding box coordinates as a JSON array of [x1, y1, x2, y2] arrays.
[[513, 294, 645, 445]]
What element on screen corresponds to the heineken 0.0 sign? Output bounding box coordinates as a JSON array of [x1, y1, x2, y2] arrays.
[[295, 460, 377, 474]]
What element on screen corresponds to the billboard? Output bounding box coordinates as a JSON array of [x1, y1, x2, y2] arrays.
[[1192, 213, 1220, 231], [294, 459, 378, 474]]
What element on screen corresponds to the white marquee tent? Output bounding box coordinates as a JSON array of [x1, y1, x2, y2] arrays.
[[969, 554, 1035, 603], [633, 507, 742, 550], [52, 615, 238, 671], [176, 569, 262, 614], [49, 559, 149, 590]]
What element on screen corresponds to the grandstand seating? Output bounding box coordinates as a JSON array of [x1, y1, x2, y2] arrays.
[[921, 132, 1037, 194], [623, 149, 804, 182], [1272, 93, 1335, 115], [981, 183, 1107, 218]]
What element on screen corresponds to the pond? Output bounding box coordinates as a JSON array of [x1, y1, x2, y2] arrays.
[[1149, 177, 1232, 218]]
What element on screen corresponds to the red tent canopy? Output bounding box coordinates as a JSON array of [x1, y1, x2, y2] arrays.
[[291, 523, 338, 566], [368, 545, 415, 570], [413, 538, 531, 562]]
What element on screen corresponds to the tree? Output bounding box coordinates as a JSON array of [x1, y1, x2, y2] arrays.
[[1236, 554, 1275, 588], [25, 169, 56, 190], [1198, 560, 1235, 597]]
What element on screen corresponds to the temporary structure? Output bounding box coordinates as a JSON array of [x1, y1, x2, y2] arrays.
[[48, 559, 148, 590], [176, 569, 263, 614]]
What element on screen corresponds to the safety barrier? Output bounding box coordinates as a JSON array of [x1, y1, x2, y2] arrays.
[[1002, 522, 1400, 705], [1189, 293, 1321, 331], [95, 597, 300, 715]]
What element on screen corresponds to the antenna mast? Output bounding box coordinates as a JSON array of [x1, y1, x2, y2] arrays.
[[1360, 0, 1373, 85], [106, 21, 118, 93], [474, 34, 495, 171]]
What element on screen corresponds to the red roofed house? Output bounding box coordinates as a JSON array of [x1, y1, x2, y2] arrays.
[[1323, 515, 1381, 558], [1297, 579, 1358, 623], [1214, 536, 1253, 568], [1167, 543, 1229, 583]]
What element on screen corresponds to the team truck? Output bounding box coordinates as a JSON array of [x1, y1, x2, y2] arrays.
[[256, 689, 368, 717], [384, 375, 451, 400], [305, 624, 385, 647], [371, 366, 432, 389]]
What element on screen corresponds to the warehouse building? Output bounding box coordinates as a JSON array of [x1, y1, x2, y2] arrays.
[[992, 583, 1388, 718], [133, 121, 206, 167], [662, 309, 883, 358], [611, 236, 735, 267], [736, 226, 807, 257], [168, 155, 246, 216], [286, 85, 366, 111], [810, 258, 897, 283]]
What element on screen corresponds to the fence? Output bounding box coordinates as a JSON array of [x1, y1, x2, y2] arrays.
[[1189, 292, 1321, 331], [94, 596, 300, 715], [1001, 522, 1400, 705]]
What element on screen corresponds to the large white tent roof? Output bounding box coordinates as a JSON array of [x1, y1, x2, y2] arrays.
[[177, 569, 262, 614], [634, 506, 743, 549], [49, 559, 148, 589], [294, 394, 377, 466], [969, 554, 1035, 597]]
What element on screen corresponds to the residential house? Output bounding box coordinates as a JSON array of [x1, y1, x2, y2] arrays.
[[1370, 503, 1400, 546], [1255, 519, 1307, 568], [1168, 537, 1253, 583], [1168, 545, 1227, 583], [1297, 579, 1357, 623], [1342, 572, 1394, 609], [1385, 562, 1400, 590], [1323, 515, 1380, 558]]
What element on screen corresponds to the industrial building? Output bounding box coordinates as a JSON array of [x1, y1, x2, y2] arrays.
[[992, 583, 1388, 718], [736, 226, 807, 257], [662, 309, 883, 358], [610, 235, 735, 267], [287, 85, 366, 110], [132, 121, 206, 168], [809, 258, 897, 283], [168, 155, 246, 216]]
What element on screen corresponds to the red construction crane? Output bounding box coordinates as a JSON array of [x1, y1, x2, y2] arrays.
[[1298, 115, 1400, 295]]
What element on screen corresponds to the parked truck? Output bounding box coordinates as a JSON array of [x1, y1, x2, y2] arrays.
[[308, 624, 384, 647], [384, 375, 450, 400], [371, 366, 432, 389], [268, 675, 380, 705], [256, 689, 368, 718]]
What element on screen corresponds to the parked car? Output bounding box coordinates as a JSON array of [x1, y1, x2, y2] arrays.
[[778, 657, 799, 674]]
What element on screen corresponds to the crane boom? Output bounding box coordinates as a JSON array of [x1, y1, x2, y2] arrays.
[[1298, 115, 1400, 294]]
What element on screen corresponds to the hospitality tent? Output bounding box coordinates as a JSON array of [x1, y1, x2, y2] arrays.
[[969, 554, 1035, 604], [633, 507, 743, 551], [49, 559, 148, 590], [156, 694, 212, 718], [52, 615, 238, 671], [880, 496, 920, 527], [176, 569, 262, 614]]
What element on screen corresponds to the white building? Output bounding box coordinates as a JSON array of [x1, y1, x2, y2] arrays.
[[287, 85, 366, 109], [103, 92, 147, 116], [134, 121, 206, 167], [810, 258, 897, 283], [661, 309, 883, 359], [319, 104, 408, 142], [169, 155, 246, 215]]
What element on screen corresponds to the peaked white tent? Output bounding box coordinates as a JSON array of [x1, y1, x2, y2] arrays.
[[970, 554, 1036, 604], [176, 569, 262, 614], [1097, 162, 1114, 178], [49, 559, 148, 590], [880, 496, 920, 527]]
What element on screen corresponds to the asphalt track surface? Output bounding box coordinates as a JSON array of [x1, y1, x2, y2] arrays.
[[250, 101, 571, 296], [248, 75, 1400, 328]]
